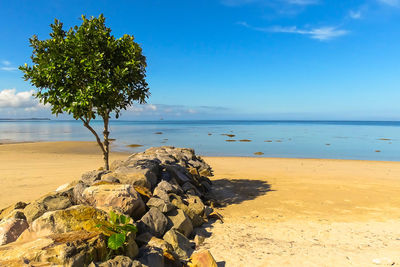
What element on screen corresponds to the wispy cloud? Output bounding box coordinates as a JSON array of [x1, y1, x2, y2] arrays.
[[349, 10, 362, 19], [221, 0, 318, 15], [377, 0, 400, 7], [239, 22, 349, 40], [221, 0, 318, 6], [126, 104, 230, 118], [0, 60, 17, 71]]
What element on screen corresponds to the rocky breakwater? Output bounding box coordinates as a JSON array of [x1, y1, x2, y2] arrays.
[[0, 146, 219, 267]]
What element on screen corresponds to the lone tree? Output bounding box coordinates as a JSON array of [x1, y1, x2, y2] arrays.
[[20, 14, 149, 170]]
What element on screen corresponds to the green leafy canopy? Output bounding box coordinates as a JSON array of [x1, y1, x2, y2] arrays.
[[19, 14, 149, 120]]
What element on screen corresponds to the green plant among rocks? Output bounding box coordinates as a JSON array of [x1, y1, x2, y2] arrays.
[[97, 210, 137, 251]]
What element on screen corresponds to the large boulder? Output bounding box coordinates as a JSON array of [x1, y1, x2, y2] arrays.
[[0, 230, 108, 267], [163, 229, 193, 260], [139, 207, 168, 238], [81, 183, 146, 220], [19, 205, 107, 241]]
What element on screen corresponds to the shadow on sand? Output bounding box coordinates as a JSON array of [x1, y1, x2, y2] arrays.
[[211, 178, 273, 207]]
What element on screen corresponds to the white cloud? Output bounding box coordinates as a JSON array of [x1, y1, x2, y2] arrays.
[[0, 89, 36, 108], [239, 22, 349, 40], [349, 10, 362, 19], [2, 60, 11, 66], [378, 0, 400, 6], [0, 89, 231, 119]]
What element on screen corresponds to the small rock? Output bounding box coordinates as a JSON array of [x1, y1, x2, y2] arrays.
[[194, 234, 206, 247], [163, 229, 193, 260], [90, 255, 141, 267], [0, 217, 29, 245], [139, 207, 168, 238], [188, 249, 217, 267], [372, 257, 395, 265], [138, 246, 164, 267], [166, 208, 193, 237], [147, 198, 174, 213], [81, 170, 110, 185]]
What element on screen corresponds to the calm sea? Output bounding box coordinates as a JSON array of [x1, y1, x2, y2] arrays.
[[1, 120, 399, 161]]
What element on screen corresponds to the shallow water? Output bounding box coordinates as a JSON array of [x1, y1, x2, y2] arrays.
[[0, 120, 399, 161]]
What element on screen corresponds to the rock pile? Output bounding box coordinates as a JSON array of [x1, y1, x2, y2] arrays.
[[0, 146, 219, 267]]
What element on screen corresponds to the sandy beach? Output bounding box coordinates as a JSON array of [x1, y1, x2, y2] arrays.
[[1, 142, 400, 266]]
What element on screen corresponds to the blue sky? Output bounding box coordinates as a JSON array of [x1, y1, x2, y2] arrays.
[[0, 0, 399, 120]]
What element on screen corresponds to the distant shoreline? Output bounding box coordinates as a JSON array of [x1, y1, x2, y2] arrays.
[[0, 118, 50, 121]]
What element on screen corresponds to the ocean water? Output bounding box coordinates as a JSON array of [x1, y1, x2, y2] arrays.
[[0, 120, 399, 161]]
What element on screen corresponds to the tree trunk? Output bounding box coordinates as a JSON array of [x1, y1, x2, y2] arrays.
[[102, 114, 110, 170], [80, 117, 108, 170]]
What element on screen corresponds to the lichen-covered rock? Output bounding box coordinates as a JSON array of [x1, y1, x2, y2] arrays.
[[146, 197, 174, 213], [0, 231, 108, 267], [19, 205, 107, 241], [139, 207, 168, 238], [23, 189, 73, 223], [166, 208, 193, 237], [188, 249, 217, 267], [81, 183, 146, 220], [0, 217, 28, 245], [163, 229, 193, 260]]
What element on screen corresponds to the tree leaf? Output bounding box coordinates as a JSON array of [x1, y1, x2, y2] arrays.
[[107, 233, 126, 250], [109, 210, 118, 225], [119, 214, 127, 224]]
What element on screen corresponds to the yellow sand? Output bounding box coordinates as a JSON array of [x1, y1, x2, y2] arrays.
[[0, 142, 399, 266]]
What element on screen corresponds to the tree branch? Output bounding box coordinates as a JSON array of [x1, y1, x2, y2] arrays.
[[80, 117, 106, 154]]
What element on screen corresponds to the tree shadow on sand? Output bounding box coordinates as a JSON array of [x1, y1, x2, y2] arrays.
[[211, 178, 273, 207]]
